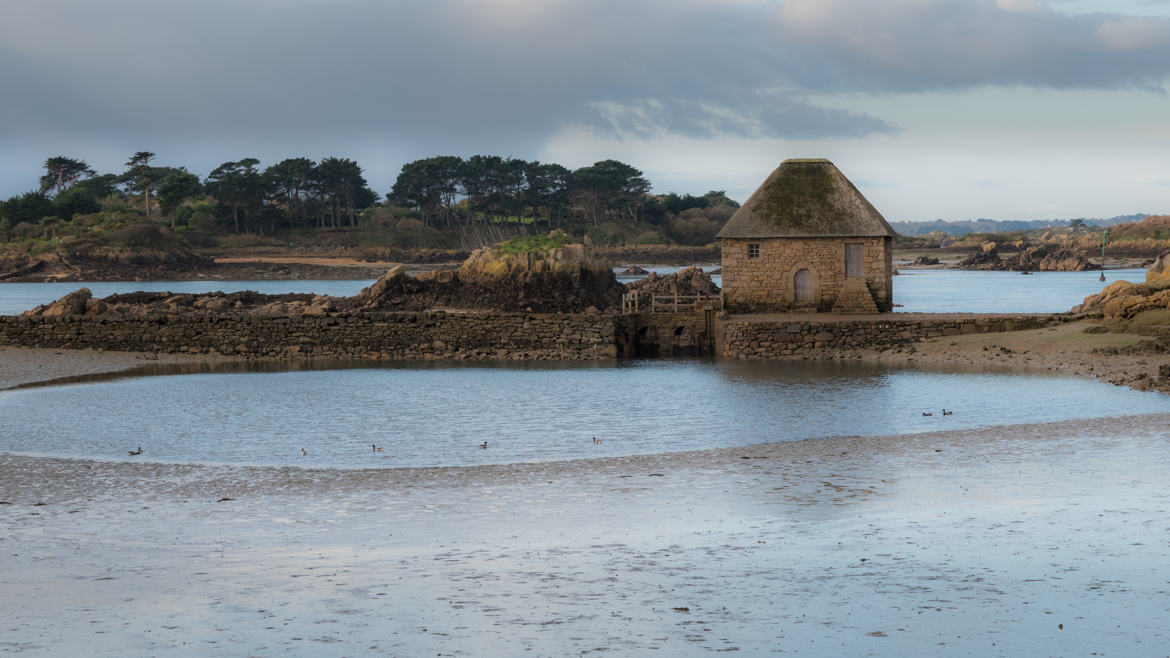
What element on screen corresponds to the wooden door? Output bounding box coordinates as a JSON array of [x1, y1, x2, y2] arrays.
[[846, 243, 863, 278], [794, 268, 813, 303]]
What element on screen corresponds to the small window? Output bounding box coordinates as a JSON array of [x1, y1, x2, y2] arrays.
[[747, 243, 761, 259], [845, 243, 863, 277]]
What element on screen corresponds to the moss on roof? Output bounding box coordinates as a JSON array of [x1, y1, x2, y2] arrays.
[[716, 159, 896, 239], [753, 162, 835, 232]]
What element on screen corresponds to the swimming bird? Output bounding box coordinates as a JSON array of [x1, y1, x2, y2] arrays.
[[300, 448, 307, 456], [592, 437, 603, 445], [373, 444, 384, 452], [479, 441, 488, 449], [922, 412, 933, 417], [942, 409, 953, 416], [128, 447, 143, 456]]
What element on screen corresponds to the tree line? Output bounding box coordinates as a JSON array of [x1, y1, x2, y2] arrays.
[[1, 152, 739, 245], [389, 156, 653, 231], [0, 153, 377, 236]]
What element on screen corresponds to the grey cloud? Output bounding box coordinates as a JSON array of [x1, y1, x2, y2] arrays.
[[770, 0, 1170, 93], [1, 0, 1169, 187], [591, 95, 896, 140], [0, 0, 901, 146]]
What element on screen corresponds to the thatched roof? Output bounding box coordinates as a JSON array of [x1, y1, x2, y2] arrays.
[[717, 159, 896, 239]]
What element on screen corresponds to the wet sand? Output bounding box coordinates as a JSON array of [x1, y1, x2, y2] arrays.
[[864, 320, 1169, 392], [3, 337, 1170, 655], [0, 346, 228, 390], [4, 414, 1170, 655]]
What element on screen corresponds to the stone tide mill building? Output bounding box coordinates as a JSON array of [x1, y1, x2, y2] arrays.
[[716, 158, 896, 314]]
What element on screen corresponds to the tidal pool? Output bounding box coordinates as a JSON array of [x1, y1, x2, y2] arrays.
[[3, 358, 1168, 468]]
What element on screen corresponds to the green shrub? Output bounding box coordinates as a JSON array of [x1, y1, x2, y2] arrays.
[[390, 218, 451, 249], [494, 232, 572, 255], [629, 230, 670, 245], [665, 211, 721, 246], [108, 223, 170, 247]]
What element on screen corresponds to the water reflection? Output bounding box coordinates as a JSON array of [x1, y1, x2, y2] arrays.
[[2, 359, 1167, 469]]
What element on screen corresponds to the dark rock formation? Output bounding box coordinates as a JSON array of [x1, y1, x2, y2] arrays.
[[957, 243, 1095, 272], [1008, 244, 1095, 272], [0, 260, 46, 281], [36, 288, 100, 317], [24, 289, 340, 318], [955, 245, 1002, 269], [625, 266, 719, 296], [356, 236, 623, 313]]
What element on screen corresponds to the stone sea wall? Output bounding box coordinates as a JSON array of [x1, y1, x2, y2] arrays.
[[0, 310, 1062, 361], [0, 311, 619, 360], [720, 314, 1060, 359]]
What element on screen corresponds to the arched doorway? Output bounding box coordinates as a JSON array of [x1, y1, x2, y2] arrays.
[[794, 268, 813, 303]]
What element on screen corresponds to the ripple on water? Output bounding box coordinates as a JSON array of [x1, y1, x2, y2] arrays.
[[2, 358, 1168, 468]]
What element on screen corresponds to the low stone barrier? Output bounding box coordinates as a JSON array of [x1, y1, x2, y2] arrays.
[[720, 314, 1062, 359], [0, 310, 1064, 362], [0, 311, 618, 360]]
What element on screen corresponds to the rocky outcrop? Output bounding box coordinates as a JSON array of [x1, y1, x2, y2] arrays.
[[1070, 257, 1170, 319], [955, 244, 1002, 269], [39, 288, 93, 317], [1147, 252, 1170, 284], [35, 288, 109, 318], [356, 234, 624, 313], [957, 243, 1094, 271], [625, 266, 719, 296], [1009, 244, 1094, 272], [23, 289, 343, 319]]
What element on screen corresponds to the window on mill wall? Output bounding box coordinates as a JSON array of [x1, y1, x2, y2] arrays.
[[845, 244, 863, 277], [748, 243, 760, 259]]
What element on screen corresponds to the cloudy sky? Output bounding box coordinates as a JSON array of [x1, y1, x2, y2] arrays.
[[2, 0, 1169, 222]]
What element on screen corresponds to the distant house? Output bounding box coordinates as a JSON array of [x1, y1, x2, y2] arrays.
[[716, 159, 896, 314]]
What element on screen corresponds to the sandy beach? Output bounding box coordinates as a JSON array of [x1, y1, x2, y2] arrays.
[[865, 319, 1170, 392], [2, 328, 1170, 656]]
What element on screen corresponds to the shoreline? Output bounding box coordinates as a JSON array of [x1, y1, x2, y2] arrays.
[[0, 345, 232, 390], [865, 320, 1169, 392]]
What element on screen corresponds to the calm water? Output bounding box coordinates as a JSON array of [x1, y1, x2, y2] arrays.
[[892, 268, 1139, 313], [0, 267, 1142, 316], [3, 359, 1167, 468]]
